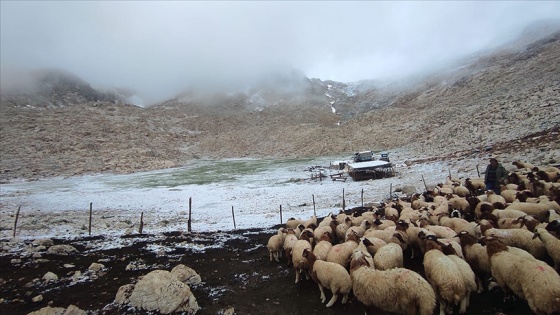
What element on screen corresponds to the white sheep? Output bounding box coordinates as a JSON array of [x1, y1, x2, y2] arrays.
[[266, 228, 286, 262], [505, 201, 559, 222], [291, 230, 314, 283], [423, 235, 472, 315], [457, 230, 490, 292], [373, 243, 403, 270], [485, 237, 560, 315], [482, 224, 547, 260], [312, 232, 333, 261], [326, 231, 360, 269], [283, 229, 299, 266], [533, 228, 560, 271], [350, 250, 436, 315], [302, 248, 352, 307]]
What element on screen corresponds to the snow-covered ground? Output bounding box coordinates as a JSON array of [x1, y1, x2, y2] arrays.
[[0, 153, 489, 242]]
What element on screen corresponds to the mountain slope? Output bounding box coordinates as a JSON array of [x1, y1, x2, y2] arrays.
[[1, 25, 559, 181]]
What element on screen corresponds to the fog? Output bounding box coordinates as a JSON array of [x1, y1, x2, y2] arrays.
[[1, 1, 560, 104]]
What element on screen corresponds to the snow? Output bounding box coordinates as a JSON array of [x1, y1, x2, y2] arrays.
[[0, 154, 487, 243]]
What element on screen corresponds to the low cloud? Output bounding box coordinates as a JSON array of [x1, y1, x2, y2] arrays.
[[1, 1, 559, 104]]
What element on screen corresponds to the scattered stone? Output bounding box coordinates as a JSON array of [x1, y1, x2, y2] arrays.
[[46, 245, 78, 255], [32, 239, 54, 247], [42, 272, 58, 282], [88, 263, 105, 272], [32, 295, 43, 303]]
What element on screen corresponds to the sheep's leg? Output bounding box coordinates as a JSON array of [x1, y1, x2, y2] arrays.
[[269, 251, 273, 261], [475, 276, 483, 293], [438, 300, 446, 315], [317, 283, 326, 303], [341, 293, 348, 304], [274, 252, 280, 262], [459, 296, 468, 314], [326, 291, 338, 307], [295, 268, 300, 284]]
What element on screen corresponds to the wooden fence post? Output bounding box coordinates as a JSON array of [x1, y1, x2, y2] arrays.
[[342, 188, 346, 211], [232, 206, 236, 230], [188, 197, 192, 233], [361, 189, 364, 207], [422, 175, 428, 192], [139, 212, 144, 234], [389, 183, 393, 201], [88, 202, 93, 236], [13, 205, 21, 238], [476, 165, 480, 178], [312, 194, 316, 217], [280, 205, 283, 225]]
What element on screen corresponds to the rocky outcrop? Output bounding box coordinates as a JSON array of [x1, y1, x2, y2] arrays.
[[116, 265, 201, 314]]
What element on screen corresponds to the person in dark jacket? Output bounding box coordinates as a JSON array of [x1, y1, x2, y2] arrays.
[[484, 158, 508, 194]]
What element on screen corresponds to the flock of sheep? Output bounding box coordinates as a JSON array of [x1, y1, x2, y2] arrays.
[[266, 160, 560, 315]]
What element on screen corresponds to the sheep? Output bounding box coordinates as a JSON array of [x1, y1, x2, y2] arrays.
[[486, 190, 507, 208], [465, 178, 485, 195], [335, 217, 352, 242], [313, 219, 336, 244], [485, 237, 560, 315], [363, 226, 397, 243], [285, 218, 304, 229], [345, 219, 370, 240], [438, 214, 477, 236], [512, 160, 535, 170], [326, 231, 360, 269], [291, 230, 314, 283], [266, 228, 286, 262], [356, 236, 387, 257], [457, 231, 490, 292], [349, 250, 436, 315], [492, 208, 528, 219], [283, 229, 299, 266], [481, 224, 547, 260], [533, 228, 560, 271], [373, 243, 403, 270], [313, 232, 333, 261], [452, 184, 471, 197], [536, 170, 560, 182], [301, 248, 352, 307], [423, 234, 472, 315], [505, 201, 558, 222]]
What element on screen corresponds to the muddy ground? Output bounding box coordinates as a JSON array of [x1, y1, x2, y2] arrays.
[[0, 224, 539, 315]]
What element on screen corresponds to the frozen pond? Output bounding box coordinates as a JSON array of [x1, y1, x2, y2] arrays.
[[0, 154, 469, 240]]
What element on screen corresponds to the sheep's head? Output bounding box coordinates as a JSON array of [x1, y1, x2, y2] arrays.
[[457, 230, 477, 246], [350, 250, 371, 271], [423, 235, 442, 252], [484, 236, 509, 257]]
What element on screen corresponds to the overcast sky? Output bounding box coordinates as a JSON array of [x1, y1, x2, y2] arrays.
[[2, 1, 560, 104]]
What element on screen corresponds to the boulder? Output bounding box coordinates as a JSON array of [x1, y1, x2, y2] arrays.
[[126, 269, 200, 314], [46, 245, 78, 255]]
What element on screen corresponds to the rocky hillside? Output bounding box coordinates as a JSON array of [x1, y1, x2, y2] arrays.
[[1, 24, 559, 182]]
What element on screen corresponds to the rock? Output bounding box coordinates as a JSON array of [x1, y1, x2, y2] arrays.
[[46, 245, 78, 255], [114, 284, 135, 304], [88, 263, 105, 272], [11, 258, 22, 265], [127, 269, 200, 314], [171, 264, 202, 285], [32, 295, 43, 302], [42, 272, 58, 282], [32, 239, 54, 247], [26, 305, 86, 315], [27, 306, 66, 315]]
